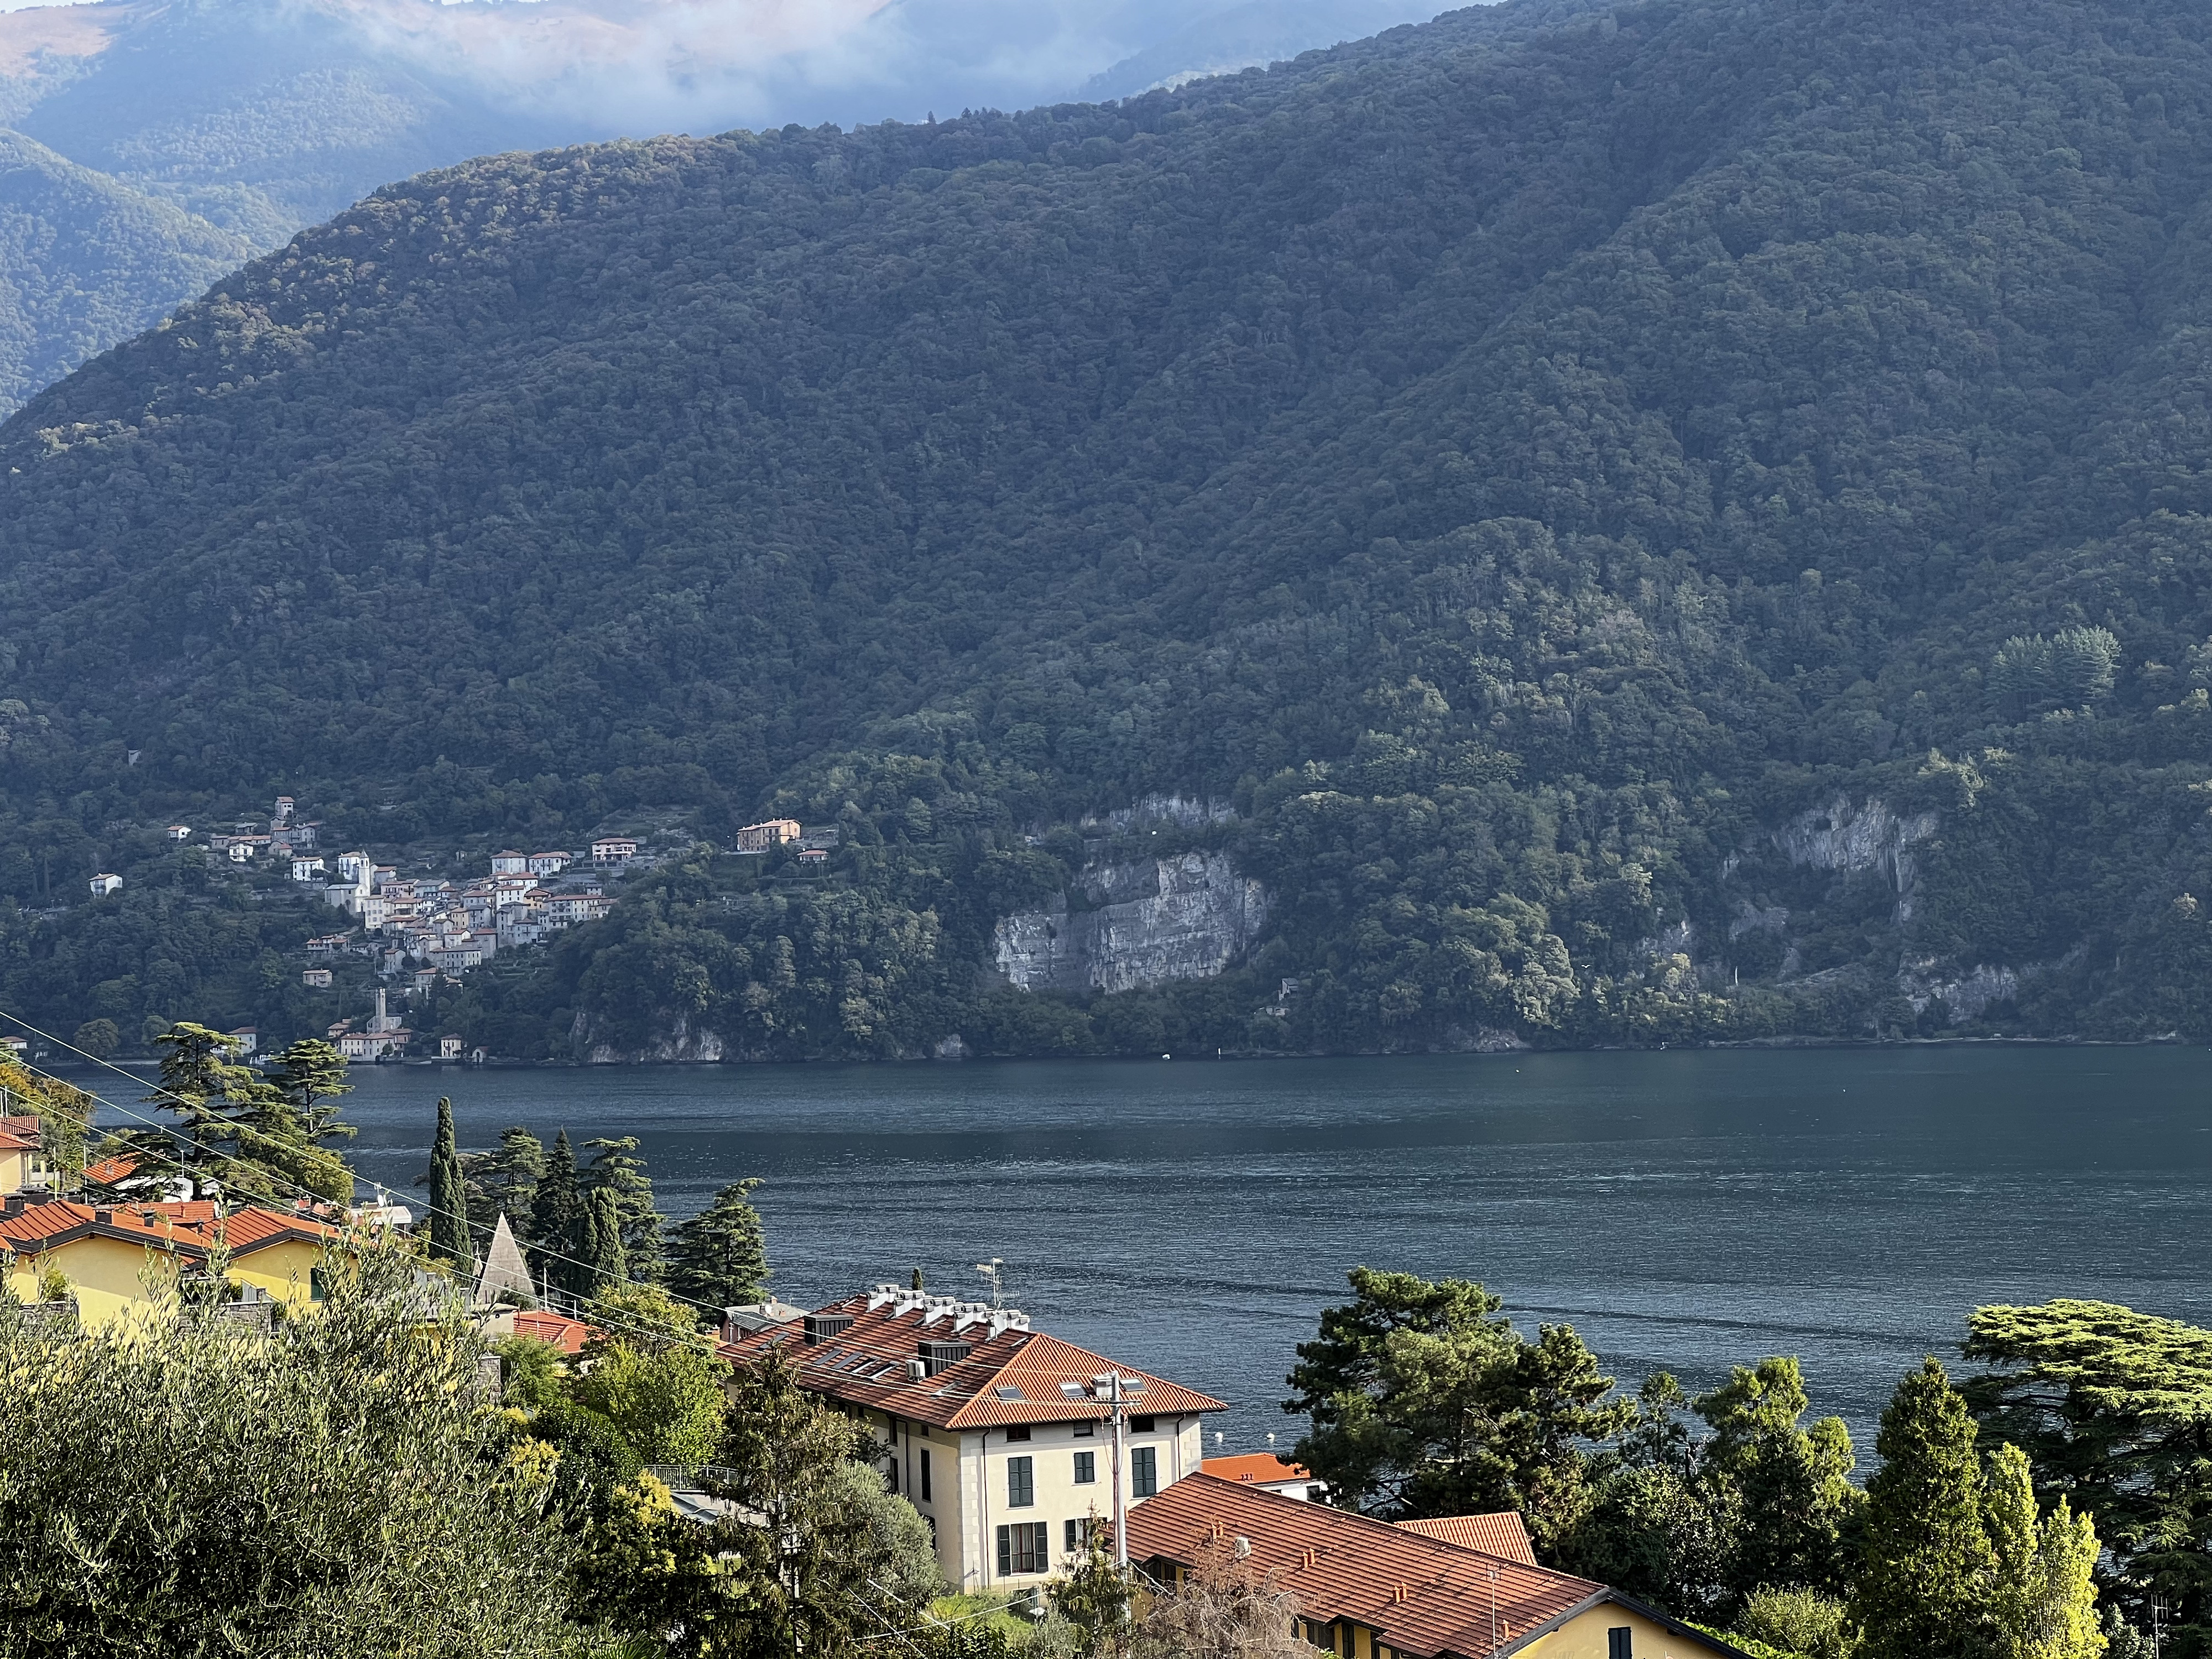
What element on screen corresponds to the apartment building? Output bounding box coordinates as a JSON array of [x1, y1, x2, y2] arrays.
[[721, 1285, 1225, 1593]]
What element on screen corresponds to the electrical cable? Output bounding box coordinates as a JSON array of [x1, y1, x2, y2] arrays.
[[0, 1008, 751, 1351]]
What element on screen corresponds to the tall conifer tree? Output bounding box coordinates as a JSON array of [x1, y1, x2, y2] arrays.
[[1851, 1359, 1996, 1659], [581, 1187, 626, 1297], [426, 1097, 468, 1267], [665, 1179, 770, 1311], [528, 1129, 585, 1295]]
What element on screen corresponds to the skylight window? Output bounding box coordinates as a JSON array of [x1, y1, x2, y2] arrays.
[[995, 1385, 1025, 1401]]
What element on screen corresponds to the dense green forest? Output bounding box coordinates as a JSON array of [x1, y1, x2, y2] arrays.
[[6, 0, 2212, 1060]]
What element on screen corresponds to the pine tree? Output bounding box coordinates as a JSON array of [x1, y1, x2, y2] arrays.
[[583, 1135, 668, 1283], [425, 1097, 468, 1268], [1984, 1442, 2105, 1659], [1851, 1359, 1996, 1659], [581, 1187, 627, 1297], [527, 1129, 585, 1296], [460, 1126, 544, 1240], [262, 1039, 356, 1146], [665, 1179, 769, 1311]]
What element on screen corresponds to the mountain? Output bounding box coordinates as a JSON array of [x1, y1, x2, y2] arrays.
[[0, 128, 253, 411], [0, 0, 1415, 421], [6, 0, 2212, 1063]]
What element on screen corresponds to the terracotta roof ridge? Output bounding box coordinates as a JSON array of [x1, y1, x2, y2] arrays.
[[1168, 1475, 1595, 1585]]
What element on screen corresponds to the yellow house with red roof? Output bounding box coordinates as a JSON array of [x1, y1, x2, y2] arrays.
[[0, 1196, 345, 1327], [722, 1284, 1227, 1593]]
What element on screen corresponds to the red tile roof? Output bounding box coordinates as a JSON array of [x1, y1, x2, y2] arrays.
[[513, 1311, 594, 1355], [1126, 1475, 1609, 1659], [0, 1198, 341, 1261], [1395, 1514, 1537, 1567], [1202, 1453, 1315, 1488], [82, 1154, 139, 1186], [719, 1289, 1227, 1432]]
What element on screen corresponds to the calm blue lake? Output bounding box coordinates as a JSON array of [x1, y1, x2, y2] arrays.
[[241, 1047, 2211, 1457]]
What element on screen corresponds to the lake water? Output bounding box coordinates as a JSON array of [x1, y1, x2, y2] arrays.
[[296, 1047, 2211, 1458]]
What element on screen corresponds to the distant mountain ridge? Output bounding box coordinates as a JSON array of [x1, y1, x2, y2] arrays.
[[0, 0, 1446, 416], [6, 0, 2212, 1062]]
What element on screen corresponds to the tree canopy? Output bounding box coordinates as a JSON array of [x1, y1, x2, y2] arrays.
[[10, 0, 2212, 1056]]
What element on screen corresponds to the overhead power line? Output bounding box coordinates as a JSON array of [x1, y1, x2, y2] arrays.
[[0, 1008, 747, 1343]]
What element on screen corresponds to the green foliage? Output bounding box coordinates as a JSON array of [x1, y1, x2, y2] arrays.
[[580, 1188, 627, 1298], [1050, 1517, 1133, 1656], [427, 1096, 468, 1267], [571, 1472, 759, 1656], [19, 0, 2212, 1053], [531, 1129, 588, 1293], [583, 1138, 667, 1284], [464, 1125, 547, 1239], [1559, 1362, 1859, 1624], [1961, 1300, 2208, 1646], [1851, 1360, 1998, 1659], [1733, 1589, 1853, 1659], [571, 1285, 727, 1468], [1284, 1266, 1631, 1552], [687, 1348, 940, 1657], [665, 1179, 770, 1312], [0, 1240, 587, 1656], [128, 1020, 354, 1203], [1695, 1358, 1863, 1607], [1983, 1443, 2105, 1659]]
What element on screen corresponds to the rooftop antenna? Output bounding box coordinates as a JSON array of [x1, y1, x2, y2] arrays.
[[974, 1257, 1005, 1308]]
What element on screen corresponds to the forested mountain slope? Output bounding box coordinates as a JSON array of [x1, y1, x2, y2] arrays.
[[7, 0, 2212, 1061], [0, 0, 1431, 419]]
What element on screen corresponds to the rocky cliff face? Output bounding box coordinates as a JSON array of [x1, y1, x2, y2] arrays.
[[1772, 794, 1939, 921], [994, 850, 1269, 994]]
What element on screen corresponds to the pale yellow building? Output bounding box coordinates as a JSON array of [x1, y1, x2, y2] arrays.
[[0, 1197, 343, 1326], [0, 1116, 49, 1196], [1129, 1474, 1751, 1659], [721, 1285, 1225, 1592]]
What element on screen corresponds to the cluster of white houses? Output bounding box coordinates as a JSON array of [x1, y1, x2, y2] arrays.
[[291, 842, 629, 994], [712, 1285, 1750, 1659]]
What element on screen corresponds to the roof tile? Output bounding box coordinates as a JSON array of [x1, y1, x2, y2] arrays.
[[1125, 1475, 1598, 1658], [720, 1291, 1225, 1432]]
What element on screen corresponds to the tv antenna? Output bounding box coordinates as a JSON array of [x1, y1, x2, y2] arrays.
[[974, 1258, 1006, 1308]]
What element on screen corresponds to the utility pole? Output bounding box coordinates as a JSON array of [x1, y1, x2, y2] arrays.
[[1087, 1371, 1147, 1567]]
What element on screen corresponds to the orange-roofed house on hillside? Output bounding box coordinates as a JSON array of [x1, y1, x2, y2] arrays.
[[721, 1283, 1227, 1594], [1128, 1475, 1750, 1659], [0, 1197, 347, 1327], [1201, 1452, 1328, 1502]]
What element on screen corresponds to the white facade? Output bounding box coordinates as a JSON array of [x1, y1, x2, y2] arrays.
[[869, 1410, 1204, 1592]]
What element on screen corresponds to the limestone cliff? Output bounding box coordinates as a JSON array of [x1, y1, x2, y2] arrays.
[[1772, 794, 1939, 921], [994, 850, 1269, 994]]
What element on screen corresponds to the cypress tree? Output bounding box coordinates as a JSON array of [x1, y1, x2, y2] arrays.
[[1984, 1442, 2103, 1659], [665, 1179, 769, 1310], [1851, 1358, 1996, 1659], [426, 1097, 468, 1267], [528, 1129, 585, 1296], [581, 1187, 626, 1298]]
